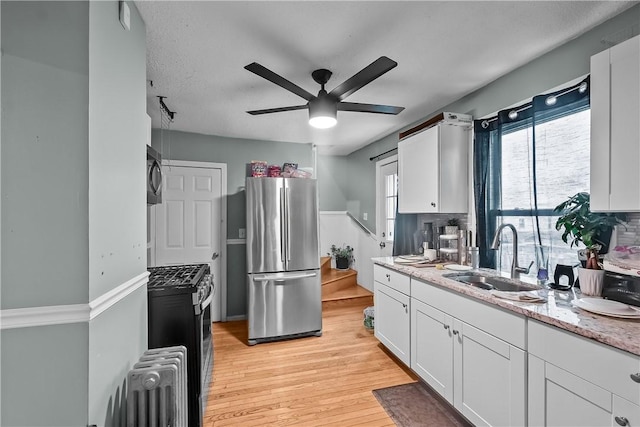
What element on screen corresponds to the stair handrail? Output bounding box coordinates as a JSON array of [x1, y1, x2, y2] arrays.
[[346, 211, 373, 237]]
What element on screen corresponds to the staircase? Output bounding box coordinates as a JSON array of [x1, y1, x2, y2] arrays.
[[321, 256, 373, 309]]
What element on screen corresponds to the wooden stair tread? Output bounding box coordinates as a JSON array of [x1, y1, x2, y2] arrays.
[[322, 268, 357, 285], [322, 284, 372, 302]]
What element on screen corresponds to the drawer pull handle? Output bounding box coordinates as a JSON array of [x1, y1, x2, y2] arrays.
[[631, 373, 640, 383], [615, 416, 629, 426], [386, 274, 390, 281], [452, 330, 459, 335], [431, 202, 436, 207], [443, 324, 450, 330]]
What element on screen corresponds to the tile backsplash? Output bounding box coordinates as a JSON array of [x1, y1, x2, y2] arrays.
[[616, 212, 640, 246]]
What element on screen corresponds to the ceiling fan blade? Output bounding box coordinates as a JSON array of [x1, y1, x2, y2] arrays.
[[329, 56, 398, 101], [245, 63, 315, 102], [247, 105, 308, 115], [337, 102, 404, 115]]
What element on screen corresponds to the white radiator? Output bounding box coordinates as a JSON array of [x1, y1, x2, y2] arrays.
[[127, 345, 188, 427]]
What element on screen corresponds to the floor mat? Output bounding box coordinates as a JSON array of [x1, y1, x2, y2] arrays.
[[372, 382, 471, 427]]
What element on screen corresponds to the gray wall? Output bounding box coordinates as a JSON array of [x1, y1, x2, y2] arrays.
[[344, 4, 640, 234], [2, 0, 90, 309], [151, 130, 313, 316], [317, 155, 349, 211], [1, 2, 90, 425], [1, 1, 148, 425], [87, 1, 148, 425]]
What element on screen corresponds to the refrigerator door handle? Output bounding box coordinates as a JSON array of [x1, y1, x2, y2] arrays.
[[280, 187, 286, 263], [285, 186, 292, 262], [252, 271, 318, 282]]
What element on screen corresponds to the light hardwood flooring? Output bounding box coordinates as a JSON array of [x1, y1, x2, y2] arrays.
[[204, 300, 417, 426]]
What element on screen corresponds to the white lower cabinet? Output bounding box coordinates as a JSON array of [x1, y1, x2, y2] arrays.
[[374, 281, 410, 365], [411, 298, 454, 401], [529, 355, 640, 427], [411, 286, 526, 426], [528, 320, 640, 427]]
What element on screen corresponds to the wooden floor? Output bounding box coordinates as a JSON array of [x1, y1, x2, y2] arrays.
[[204, 301, 417, 426]]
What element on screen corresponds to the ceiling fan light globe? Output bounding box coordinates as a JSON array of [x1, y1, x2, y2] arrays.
[[309, 115, 337, 129], [308, 96, 337, 129]]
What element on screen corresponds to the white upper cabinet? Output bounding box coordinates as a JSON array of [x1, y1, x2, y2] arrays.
[[590, 34, 640, 212], [398, 121, 469, 213]]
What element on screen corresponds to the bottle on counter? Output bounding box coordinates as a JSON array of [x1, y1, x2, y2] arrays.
[[457, 229, 467, 265]]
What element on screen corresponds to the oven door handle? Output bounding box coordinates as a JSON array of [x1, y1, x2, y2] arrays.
[[195, 291, 213, 315]]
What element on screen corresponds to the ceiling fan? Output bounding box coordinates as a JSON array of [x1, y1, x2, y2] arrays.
[[244, 56, 404, 129]]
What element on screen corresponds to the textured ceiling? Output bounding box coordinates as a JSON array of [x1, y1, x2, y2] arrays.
[[136, 1, 636, 155]]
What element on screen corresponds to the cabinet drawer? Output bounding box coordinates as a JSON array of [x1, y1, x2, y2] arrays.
[[529, 320, 640, 403], [374, 264, 410, 295], [411, 278, 525, 348]]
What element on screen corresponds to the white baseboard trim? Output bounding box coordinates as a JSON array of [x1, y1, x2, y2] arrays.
[[1, 271, 149, 330], [1, 304, 90, 330], [319, 211, 348, 215], [227, 239, 246, 245], [89, 271, 149, 320]]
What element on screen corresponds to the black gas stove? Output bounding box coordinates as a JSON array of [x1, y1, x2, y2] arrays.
[[148, 263, 210, 292], [147, 263, 213, 427]]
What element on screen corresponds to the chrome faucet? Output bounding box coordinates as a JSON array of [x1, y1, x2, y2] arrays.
[[490, 223, 533, 279]]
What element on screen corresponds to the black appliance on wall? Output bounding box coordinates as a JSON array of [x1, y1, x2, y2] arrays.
[[147, 145, 163, 204], [147, 264, 214, 427]]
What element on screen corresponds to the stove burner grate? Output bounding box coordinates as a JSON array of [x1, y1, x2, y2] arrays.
[[147, 264, 209, 290]]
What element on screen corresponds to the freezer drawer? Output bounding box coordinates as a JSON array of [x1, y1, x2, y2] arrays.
[[247, 270, 322, 345]]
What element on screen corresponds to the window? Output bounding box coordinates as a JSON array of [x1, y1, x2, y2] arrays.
[[474, 76, 591, 279], [384, 171, 398, 242], [496, 109, 590, 280]]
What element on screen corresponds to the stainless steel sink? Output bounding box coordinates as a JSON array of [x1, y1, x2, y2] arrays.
[[446, 273, 541, 292]]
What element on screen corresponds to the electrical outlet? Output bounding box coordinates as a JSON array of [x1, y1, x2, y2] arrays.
[[363, 213, 368, 221], [239, 228, 246, 239]]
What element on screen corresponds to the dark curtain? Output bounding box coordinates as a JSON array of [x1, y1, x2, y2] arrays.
[[393, 211, 417, 256], [473, 121, 499, 267], [473, 76, 590, 268]]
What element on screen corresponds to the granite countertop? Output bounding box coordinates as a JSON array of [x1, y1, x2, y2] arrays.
[[373, 257, 640, 357]]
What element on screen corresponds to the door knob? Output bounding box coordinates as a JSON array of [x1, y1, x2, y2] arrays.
[[631, 373, 640, 383], [380, 242, 386, 249], [615, 416, 629, 426]]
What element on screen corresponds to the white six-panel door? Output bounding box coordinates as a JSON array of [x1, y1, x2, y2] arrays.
[[156, 161, 226, 321]]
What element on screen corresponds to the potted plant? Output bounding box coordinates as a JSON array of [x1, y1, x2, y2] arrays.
[[554, 192, 626, 295], [553, 192, 626, 255], [445, 218, 460, 236], [329, 244, 354, 270]]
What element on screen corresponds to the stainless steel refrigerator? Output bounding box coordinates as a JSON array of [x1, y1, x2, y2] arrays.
[[246, 177, 322, 345]]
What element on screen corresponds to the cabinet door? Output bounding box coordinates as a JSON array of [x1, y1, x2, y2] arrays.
[[529, 355, 613, 427], [455, 321, 526, 427], [374, 282, 410, 366], [609, 35, 640, 211], [398, 125, 439, 213], [591, 34, 640, 211], [613, 395, 640, 427], [411, 298, 454, 404]]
